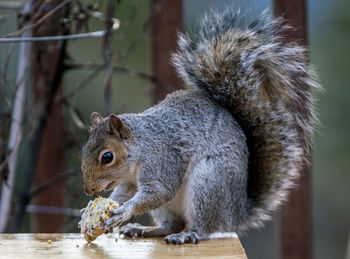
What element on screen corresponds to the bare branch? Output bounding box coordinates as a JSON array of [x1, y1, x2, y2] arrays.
[[67, 103, 91, 132], [28, 170, 81, 198], [0, 27, 120, 42], [26, 205, 81, 217], [115, 1, 156, 63], [56, 66, 101, 101], [2, 43, 16, 84], [2, 0, 72, 38], [67, 63, 158, 83]]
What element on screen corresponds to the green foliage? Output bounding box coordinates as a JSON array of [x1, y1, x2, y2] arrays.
[[311, 2, 350, 259]]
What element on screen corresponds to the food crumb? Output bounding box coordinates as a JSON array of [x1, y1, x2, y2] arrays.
[[47, 240, 52, 244]]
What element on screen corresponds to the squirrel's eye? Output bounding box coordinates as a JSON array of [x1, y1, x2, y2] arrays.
[[101, 151, 114, 165]]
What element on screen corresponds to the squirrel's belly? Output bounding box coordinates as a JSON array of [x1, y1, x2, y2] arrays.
[[164, 168, 193, 220]]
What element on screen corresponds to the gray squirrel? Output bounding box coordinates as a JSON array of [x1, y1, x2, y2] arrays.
[[81, 10, 319, 244]]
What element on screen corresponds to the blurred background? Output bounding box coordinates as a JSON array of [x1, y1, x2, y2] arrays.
[[0, 0, 349, 258]]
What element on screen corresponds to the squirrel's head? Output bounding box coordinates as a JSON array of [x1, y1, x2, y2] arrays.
[[81, 112, 137, 196]]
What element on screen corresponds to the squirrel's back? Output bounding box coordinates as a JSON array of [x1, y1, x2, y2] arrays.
[[172, 9, 320, 230], [125, 89, 246, 158]]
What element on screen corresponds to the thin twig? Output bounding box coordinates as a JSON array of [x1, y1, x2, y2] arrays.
[[67, 62, 174, 98], [0, 70, 32, 127], [115, 1, 156, 63], [2, 0, 72, 38], [67, 63, 158, 83], [28, 170, 81, 198], [55, 66, 101, 101], [26, 205, 81, 217], [0, 130, 22, 178], [2, 43, 16, 84], [67, 102, 90, 132], [0, 9, 18, 23], [0, 28, 119, 42]]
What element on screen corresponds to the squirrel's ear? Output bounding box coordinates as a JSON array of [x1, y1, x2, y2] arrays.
[[90, 112, 103, 129], [108, 114, 130, 139]]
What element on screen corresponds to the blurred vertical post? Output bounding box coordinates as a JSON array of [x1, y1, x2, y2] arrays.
[[0, 0, 35, 233], [103, 0, 117, 116], [30, 0, 68, 232], [274, 1, 313, 259], [150, 0, 183, 103]]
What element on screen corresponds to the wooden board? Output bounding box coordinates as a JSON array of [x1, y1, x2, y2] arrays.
[[0, 233, 247, 259]]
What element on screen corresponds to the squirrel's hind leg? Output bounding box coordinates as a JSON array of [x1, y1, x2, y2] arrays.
[[120, 223, 173, 237], [183, 153, 248, 239], [120, 207, 185, 238]]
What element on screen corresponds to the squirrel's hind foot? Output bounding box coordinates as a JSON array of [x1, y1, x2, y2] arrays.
[[164, 231, 200, 245], [120, 223, 147, 237], [120, 223, 174, 237]]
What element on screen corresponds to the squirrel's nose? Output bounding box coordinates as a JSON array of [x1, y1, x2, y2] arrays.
[[84, 186, 95, 196]]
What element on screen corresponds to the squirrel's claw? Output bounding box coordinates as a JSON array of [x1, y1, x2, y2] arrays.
[[104, 203, 134, 230], [164, 231, 200, 245]]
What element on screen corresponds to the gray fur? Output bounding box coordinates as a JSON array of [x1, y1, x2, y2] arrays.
[[172, 9, 320, 230], [118, 90, 249, 237], [81, 10, 319, 243]]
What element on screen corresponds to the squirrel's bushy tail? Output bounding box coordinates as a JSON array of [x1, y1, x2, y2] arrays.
[[172, 10, 319, 231]]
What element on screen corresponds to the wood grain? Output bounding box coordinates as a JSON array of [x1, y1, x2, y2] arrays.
[[0, 233, 247, 259]]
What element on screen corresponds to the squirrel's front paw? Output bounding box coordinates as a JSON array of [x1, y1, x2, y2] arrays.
[[104, 202, 134, 230]]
